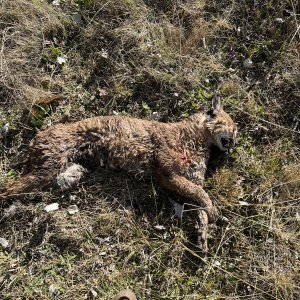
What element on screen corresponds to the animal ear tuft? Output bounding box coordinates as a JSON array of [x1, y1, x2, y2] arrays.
[[212, 92, 222, 111]]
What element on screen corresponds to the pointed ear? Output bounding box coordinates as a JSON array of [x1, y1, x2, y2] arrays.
[[212, 92, 222, 111]]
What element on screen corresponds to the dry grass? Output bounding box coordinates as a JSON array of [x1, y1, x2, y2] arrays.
[[0, 0, 300, 299]]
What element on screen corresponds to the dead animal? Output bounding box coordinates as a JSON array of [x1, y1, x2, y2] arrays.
[[0, 94, 237, 250]]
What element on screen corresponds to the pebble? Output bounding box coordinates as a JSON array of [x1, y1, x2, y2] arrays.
[[67, 205, 79, 215], [0, 237, 9, 249], [44, 203, 59, 212], [243, 58, 253, 68], [154, 225, 166, 231]]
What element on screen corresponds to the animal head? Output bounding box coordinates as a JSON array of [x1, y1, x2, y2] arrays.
[[205, 93, 237, 151]]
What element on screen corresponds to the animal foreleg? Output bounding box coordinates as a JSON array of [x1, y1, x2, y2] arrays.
[[160, 174, 212, 250], [160, 174, 217, 222], [196, 210, 209, 252]]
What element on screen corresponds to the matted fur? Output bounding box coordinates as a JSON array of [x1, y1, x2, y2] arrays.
[[0, 96, 237, 249]]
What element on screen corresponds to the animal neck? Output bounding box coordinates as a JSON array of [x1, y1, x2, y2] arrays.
[[178, 113, 214, 150]]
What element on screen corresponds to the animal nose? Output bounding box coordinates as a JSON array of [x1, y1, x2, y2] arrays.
[[221, 138, 228, 146], [221, 137, 235, 148], [229, 138, 235, 147], [221, 137, 230, 148]]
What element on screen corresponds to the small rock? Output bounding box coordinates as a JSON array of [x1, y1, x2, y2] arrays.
[[99, 251, 107, 256], [101, 49, 108, 59], [52, 0, 60, 6], [89, 289, 98, 298], [57, 56, 67, 65], [151, 111, 160, 120], [44, 203, 59, 212], [275, 18, 284, 23], [67, 205, 79, 215], [243, 58, 253, 68], [69, 194, 76, 201], [220, 215, 229, 223], [213, 260, 221, 267], [154, 225, 166, 231], [0, 237, 9, 249]]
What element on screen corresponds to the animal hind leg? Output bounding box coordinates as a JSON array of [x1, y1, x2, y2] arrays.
[[185, 205, 209, 252], [158, 174, 217, 222], [159, 174, 212, 250]]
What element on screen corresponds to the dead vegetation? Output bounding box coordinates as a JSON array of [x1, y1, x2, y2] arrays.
[[0, 0, 299, 299]]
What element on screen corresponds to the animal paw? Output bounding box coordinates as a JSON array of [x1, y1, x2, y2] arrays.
[[206, 205, 218, 223], [196, 210, 208, 252]]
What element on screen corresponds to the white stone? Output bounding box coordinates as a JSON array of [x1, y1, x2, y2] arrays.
[[90, 289, 98, 298], [0, 237, 9, 249], [243, 58, 253, 68], [57, 56, 66, 64], [101, 50, 108, 59], [213, 260, 221, 267], [44, 203, 59, 212], [154, 225, 166, 231], [67, 205, 79, 215], [275, 18, 284, 23]]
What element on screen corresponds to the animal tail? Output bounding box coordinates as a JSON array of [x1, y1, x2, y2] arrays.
[[0, 173, 51, 201]]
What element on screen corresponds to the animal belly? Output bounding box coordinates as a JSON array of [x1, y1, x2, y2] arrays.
[[106, 144, 153, 178]]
